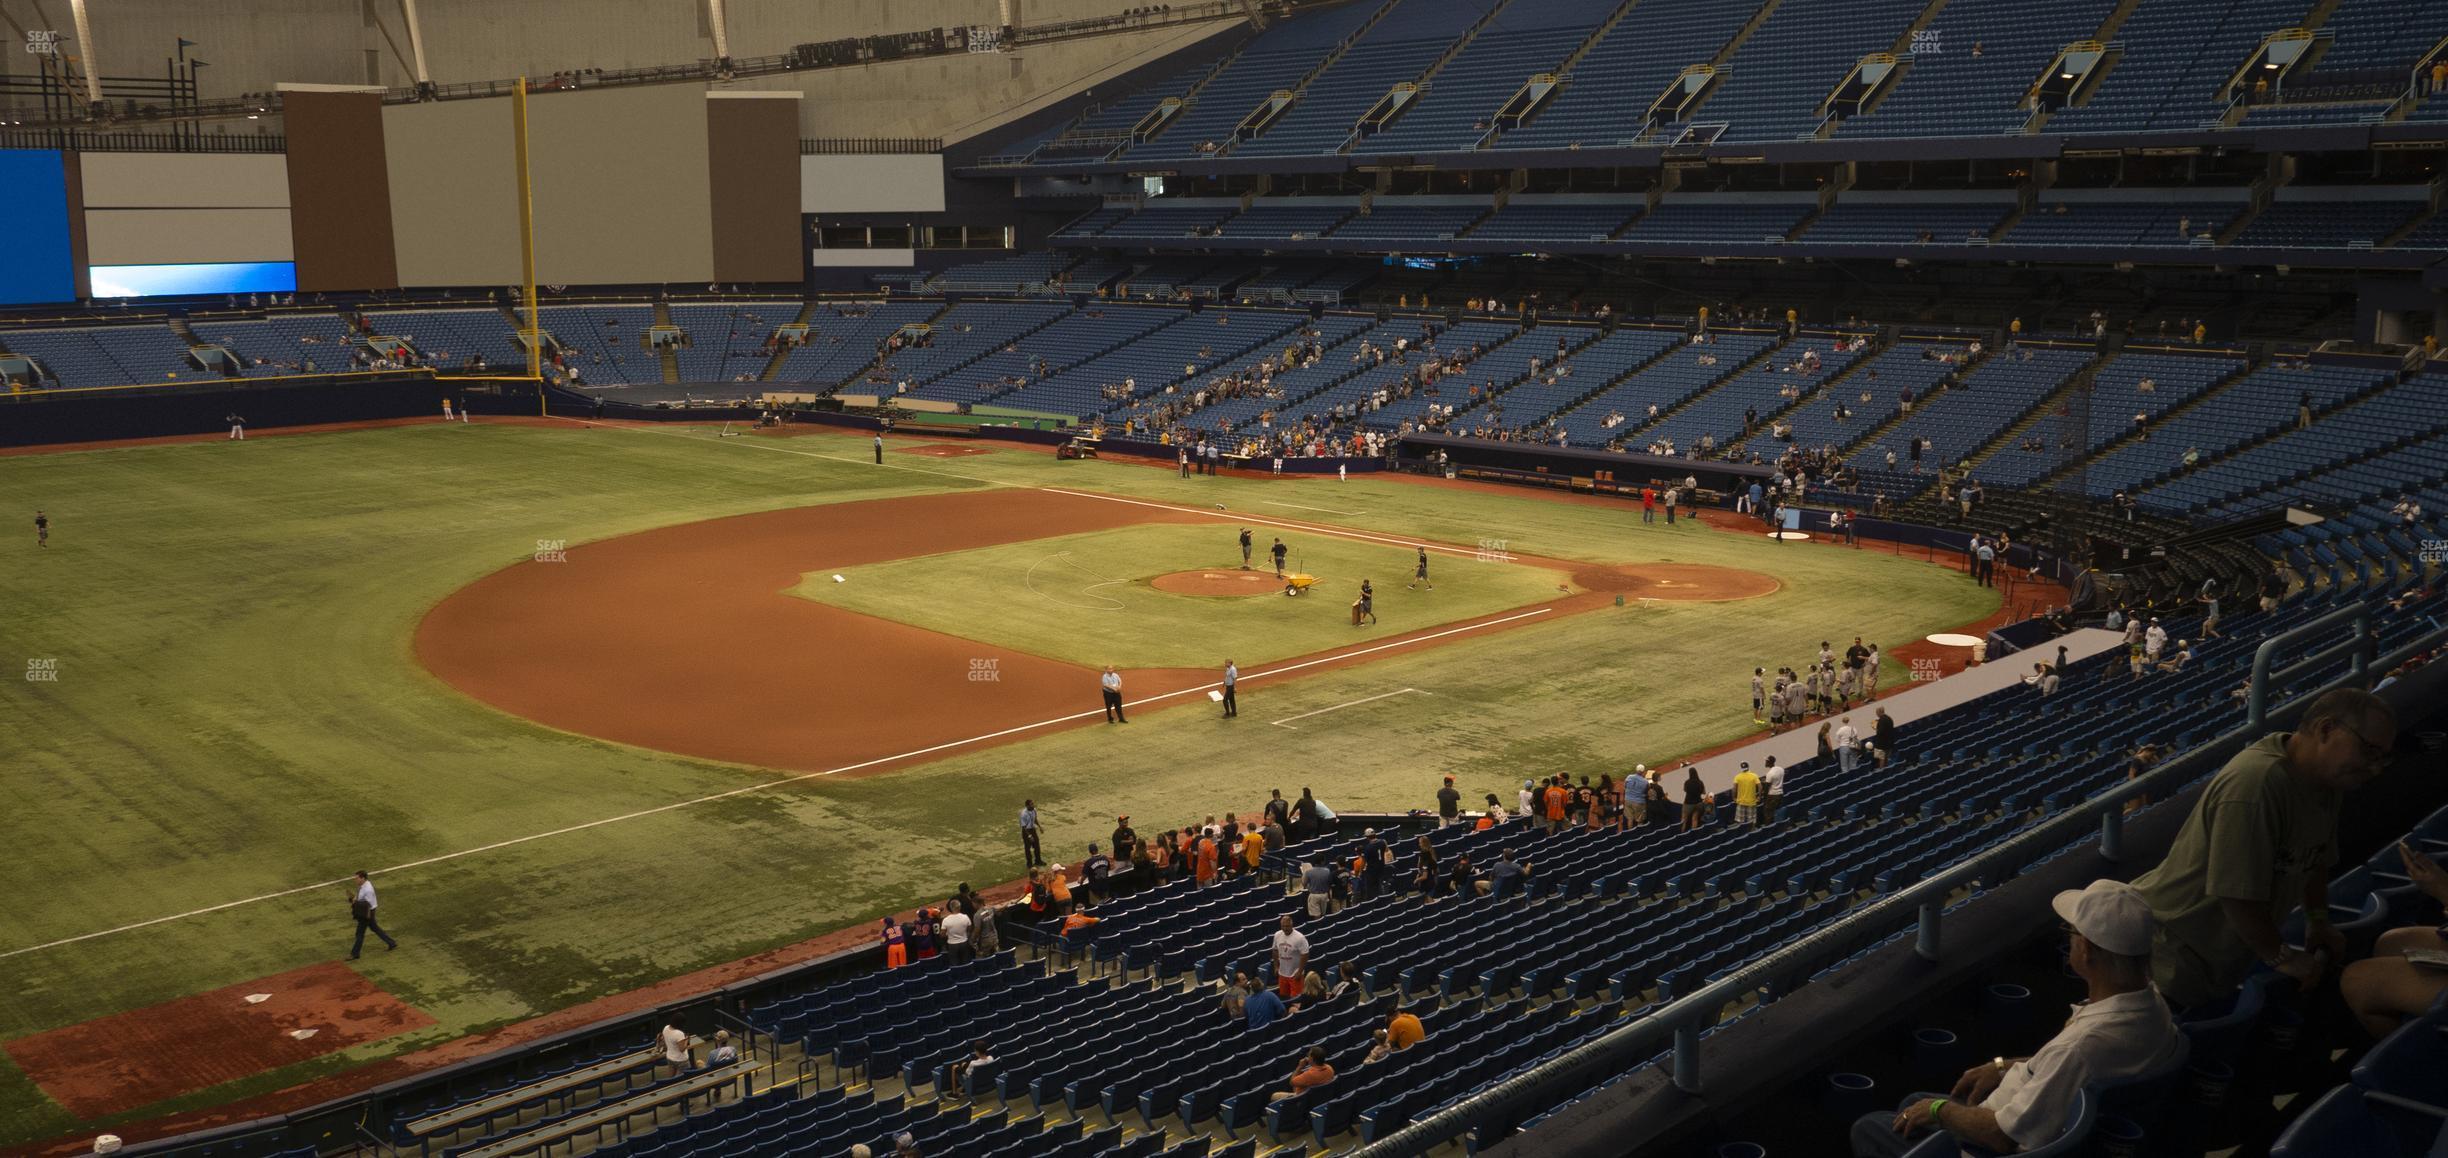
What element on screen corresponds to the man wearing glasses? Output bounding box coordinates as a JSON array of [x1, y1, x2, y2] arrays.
[[2132, 688, 2397, 1009]]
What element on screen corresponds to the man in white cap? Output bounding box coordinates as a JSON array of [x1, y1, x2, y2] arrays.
[[1853, 878, 2183, 1155]]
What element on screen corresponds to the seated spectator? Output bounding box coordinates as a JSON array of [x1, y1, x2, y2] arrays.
[[1270, 1046, 1337, 1102], [2154, 641, 2193, 673], [1222, 970, 1254, 1020], [946, 1039, 995, 1094], [1446, 853, 1480, 898], [706, 1029, 738, 1066], [1851, 880, 2184, 1155], [1245, 977, 1288, 1029], [1385, 1008, 1426, 1052], [1059, 902, 1099, 936], [2342, 840, 2448, 1037], [1488, 849, 1530, 899]]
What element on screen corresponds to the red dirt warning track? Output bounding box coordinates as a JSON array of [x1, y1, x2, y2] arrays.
[[4, 963, 431, 1120]]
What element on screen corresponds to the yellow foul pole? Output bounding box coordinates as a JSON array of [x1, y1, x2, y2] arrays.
[[513, 76, 544, 414]]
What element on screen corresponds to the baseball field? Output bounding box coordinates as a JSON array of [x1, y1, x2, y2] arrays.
[[0, 418, 1999, 1147]]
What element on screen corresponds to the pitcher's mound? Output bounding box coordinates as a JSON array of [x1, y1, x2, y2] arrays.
[[1152, 569, 1287, 596]]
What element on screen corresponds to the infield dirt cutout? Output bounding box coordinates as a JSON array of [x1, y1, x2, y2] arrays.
[[416, 489, 1776, 774], [4, 963, 432, 1120]]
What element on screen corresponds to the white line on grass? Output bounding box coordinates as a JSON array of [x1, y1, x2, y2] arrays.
[[1269, 687, 1429, 729], [1262, 500, 1359, 516], [0, 606, 1551, 960]]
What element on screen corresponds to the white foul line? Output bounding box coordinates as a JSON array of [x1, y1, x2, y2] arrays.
[[1262, 500, 1359, 516], [0, 606, 1553, 960], [1270, 687, 1429, 729]]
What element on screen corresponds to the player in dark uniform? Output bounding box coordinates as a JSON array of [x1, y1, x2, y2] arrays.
[[34, 510, 48, 548], [1407, 547, 1431, 590], [1239, 528, 1254, 570], [1357, 579, 1377, 625], [1271, 537, 1288, 577]]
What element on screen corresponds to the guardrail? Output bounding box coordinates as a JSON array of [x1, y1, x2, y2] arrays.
[[1353, 602, 2419, 1156], [802, 137, 942, 154]]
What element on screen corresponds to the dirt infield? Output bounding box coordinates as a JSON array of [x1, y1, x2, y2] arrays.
[[417, 489, 1202, 774], [896, 443, 995, 458], [1149, 568, 1288, 596], [4, 963, 431, 1120], [417, 487, 1783, 774]]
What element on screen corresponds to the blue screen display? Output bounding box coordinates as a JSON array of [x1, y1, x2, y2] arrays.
[[0, 149, 77, 305], [88, 261, 299, 299]]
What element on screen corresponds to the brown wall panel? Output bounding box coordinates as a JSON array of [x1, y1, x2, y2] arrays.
[[706, 95, 804, 284], [285, 91, 398, 291], [63, 152, 89, 300]]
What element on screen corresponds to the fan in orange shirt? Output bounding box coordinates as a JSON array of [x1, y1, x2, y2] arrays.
[[1241, 827, 1265, 871], [1542, 778, 1569, 833], [1386, 1010, 1426, 1051], [1195, 834, 1219, 884]]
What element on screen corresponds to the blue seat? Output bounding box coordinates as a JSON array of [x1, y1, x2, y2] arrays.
[[2353, 1015, 2448, 1110], [2269, 1085, 2448, 1157]]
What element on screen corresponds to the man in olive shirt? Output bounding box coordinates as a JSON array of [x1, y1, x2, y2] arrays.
[[2131, 689, 2396, 1008]]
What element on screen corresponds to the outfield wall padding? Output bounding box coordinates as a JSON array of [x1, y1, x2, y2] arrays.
[[0, 375, 525, 448]]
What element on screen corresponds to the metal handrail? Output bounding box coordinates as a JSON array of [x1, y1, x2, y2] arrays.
[[2246, 602, 2373, 729], [1354, 603, 2432, 1157]]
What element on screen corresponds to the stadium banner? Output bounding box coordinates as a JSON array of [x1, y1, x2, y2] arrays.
[[0, 149, 77, 305], [705, 92, 804, 284], [282, 88, 398, 291], [529, 85, 715, 285], [384, 98, 522, 286]]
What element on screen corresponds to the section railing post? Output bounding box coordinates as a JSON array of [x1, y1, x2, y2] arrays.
[[1916, 902, 1941, 961]]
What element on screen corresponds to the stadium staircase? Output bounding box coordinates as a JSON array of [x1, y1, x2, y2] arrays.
[[1208, 0, 1407, 157], [1464, 326, 1688, 434], [1615, 332, 1789, 444], [652, 303, 680, 385], [1338, 0, 1518, 153], [756, 302, 822, 381], [1943, 346, 2114, 476], [2116, 364, 2403, 508], [1426, 323, 1603, 429], [2025, 352, 2260, 493], [822, 300, 959, 397]]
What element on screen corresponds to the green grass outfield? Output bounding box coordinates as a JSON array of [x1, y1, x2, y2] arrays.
[[0, 422, 1995, 1143], [793, 522, 1575, 668]]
